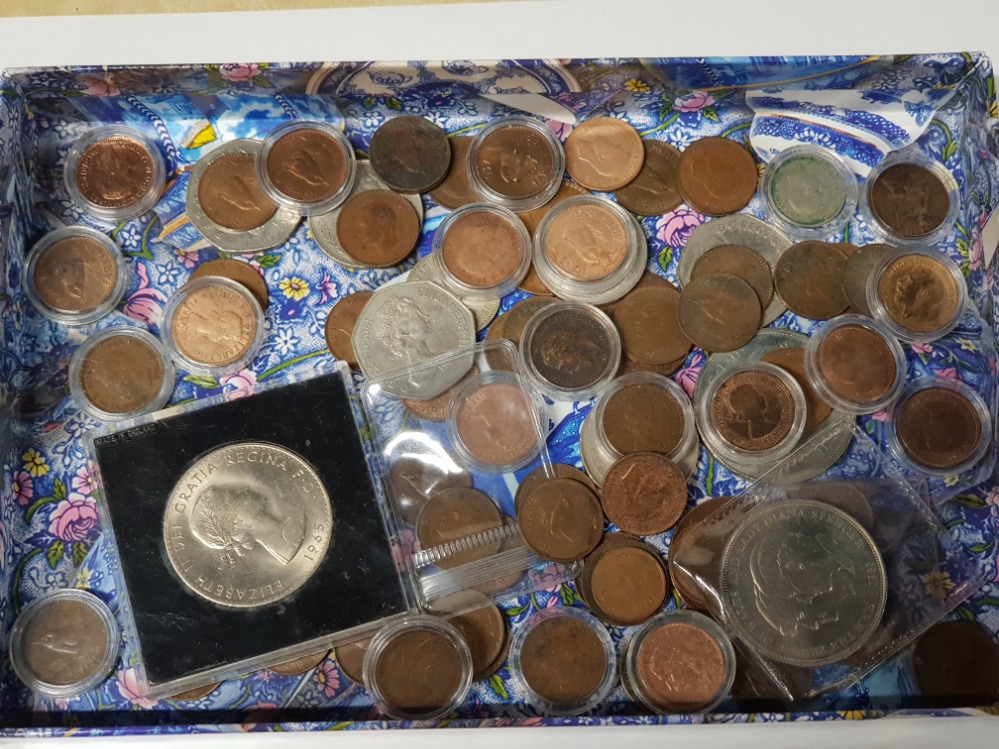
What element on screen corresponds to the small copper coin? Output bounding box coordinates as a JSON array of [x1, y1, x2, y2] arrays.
[[668, 497, 734, 611], [876, 252, 961, 333], [334, 638, 371, 685], [544, 200, 629, 282], [842, 243, 894, 316], [429, 136, 478, 209], [761, 347, 832, 432], [677, 273, 761, 353], [519, 478, 604, 563], [564, 117, 645, 192], [373, 627, 465, 714], [602, 383, 686, 456], [526, 306, 615, 391], [268, 649, 329, 676], [635, 620, 727, 712], [441, 211, 523, 289], [18, 597, 112, 688], [600, 271, 673, 316], [75, 135, 155, 210], [895, 386, 982, 470], [601, 452, 687, 536], [265, 127, 349, 204], [473, 124, 558, 200], [620, 354, 687, 377], [773, 241, 849, 320], [448, 603, 508, 682], [690, 244, 774, 309], [496, 297, 558, 351], [815, 324, 897, 404], [33, 235, 117, 314], [170, 682, 221, 701], [81, 334, 165, 415], [591, 546, 668, 626], [336, 189, 420, 267], [455, 381, 538, 468], [520, 614, 608, 706], [870, 162, 951, 240], [614, 140, 684, 216], [323, 290, 373, 368], [911, 620, 999, 705], [197, 152, 278, 232], [517, 180, 589, 237], [368, 115, 451, 194], [191, 258, 269, 310], [518, 265, 554, 296], [388, 455, 473, 526], [415, 487, 502, 569], [677, 137, 758, 216], [710, 369, 796, 452], [171, 283, 258, 368], [403, 364, 479, 422], [577, 533, 658, 620], [515, 463, 598, 514], [611, 285, 691, 365]]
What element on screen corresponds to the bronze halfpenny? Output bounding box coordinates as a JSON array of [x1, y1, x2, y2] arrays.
[[518, 478, 604, 563], [373, 627, 465, 714], [842, 243, 894, 316], [601, 452, 687, 536], [526, 306, 615, 391], [430, 136, 479, 210], [268, 649, 329, 676], [519, 614, 608, 707], [677, 273, 761, 353], [336, 189, 420, 267], [876, 252, 961, 334], [197, 152, 278, 231], [667, 497, 735, 612], [265, 127, 349, 204], [368, 115, 451, 194], [710, 369, 796, 452], [441, 210, 523, 289], [75, 135, 155, 210], [761, 347, 832, 432], [602, 383, 686, 456], [690, 244, 774, 309], [590, 545, 668, 626], [473, 124, 558, 200], [171, 283, 258, 368], [448, 601, 508, 682], [677, 136, 758, 216], [634, 620, 727, 712], [415, 487, 502, 569], [870, 162, 951, 240], [19, 598, 112, 688], [613, 140, 684, 216], [80, 334, 165, 415], [611, 285, 691, 365], [564, 117, 645, 192], [190, 258, 269, 310], [324, 290, 373, 367], [388, 455, 472, 526], [455, 381, 538, 468], [33, 235, 117, 314], [895, 386, 982, 470], [333, 637, 371, 685], [515, 463, 597, 515], [773, 241, 849, 320], [814, 324, 897, 404], [544, 200, 629, 281]]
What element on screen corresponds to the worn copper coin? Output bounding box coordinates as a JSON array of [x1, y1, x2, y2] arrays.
[[191, 258, 269, 310], [565, 117, 644, 192], [170, 682, 221, 701], [198, 152, 278, 231], [710, 369, 796, 452], [368, 115, 450, 193], [911, 620, 999, 705], [876, 252, 961, 333], [690, 244, 774, 309], [265, 127, 350, 204], [526, 305, 615, 391], [33, 235, 117, 314], [842, 243, 893, 316], [448, 602, 508, 682], [611, 285, 691, 365], [519, 614, 608, 706], [16, 596, 114, 689], [80, 333, 165, 415], [635, 620, 727, 712], [496, 297, 558, 350], [600, 271, 673, 315], [577, 533, 658, 620], [677, 273, 761, 352], [544, 200, 629, 281], [590, 546, 668, 626], [415, 487, 502, 569], [602, 383, 686, 456], [601, 452, 687, 536], [518, 265, 554, 296], [473, 123, 558, 200], [515, 463, 597, 515], [403, 364, 480, 422], [268, 649, 329, 676], [334, 637, 371, 685], [667, 497, 735, 612], [895, 386, 982, 470], [429, 136, 478, 209], [455, 381, 538, 468], [323, 290, 373, 367], [761, 347, 832, 432], [677, 137, 758, 216], [869, 162, 951, 240], [815, 324, 897, 404], [441, 210, 524, 289], [620, 354, 687, 377], [171, 283, 258, 368], [519, 478, 604, 563], [335, 189, 420, 267], [517, 180, 589, 237], [773, 241, 849, 319], [388, 455, 472, 526], [373, 626, 465, 713], [614, 140, 683, 216], [75, 135, 155, 210]]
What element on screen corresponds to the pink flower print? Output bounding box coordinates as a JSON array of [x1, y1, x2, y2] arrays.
[[220, 63, 261, 83], [317, 271, 337, 305], [931, 366, 959, 379], [220, 369, 257, 394], [48, 494, 99, 543], [117, 668, 159, 709], [82, 76, 120, 97], [71, 465, 94, 496], [970, 228, 984, 271], [315, 660, 340, 698], [984, 487, 999, 517], [656, 208, 705, 249], [674, 350, 703, 399], [546, 120, 573, 141], [11, 470, 33, 506], [123, 263, 167, 327], [175, 247, 200, 270], [870, 408, 890, 422], [674, 91, 715, 113], [910, 342, 933, 355]]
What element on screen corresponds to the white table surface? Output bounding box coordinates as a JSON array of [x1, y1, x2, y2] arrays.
[[0, 1, 997, 745]]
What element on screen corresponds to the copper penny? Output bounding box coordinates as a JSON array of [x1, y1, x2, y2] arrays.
[[635, 620, 727, 712], [544, 201, 629, 281], [170, 682, 221, 701], [690, 244, 774, 309], [515, 463, 597, 515], [667, 497, 735, 611], [403, 364, 480, 422], [518, 265, 554, 296], [620, 354, 686, 377], [373, 627, 465, 714], [591, 546, 668, 626], [815, 324, 897, 404], [33, 235, 117, 313], [842, 243, 894, 316], [388, 454, 472, 526], [895, 386, 982, 470], [448, 601, 508, 682], [18, 597, 112, 688], [761, 347, 832, 432], [429, 136, 478, 209], [265, 127, 349, 204], [268, 649, 329, 676], [519, 614, 607, 706], [323, 290, 372, 367], [368, 115, 450, 194], [710, 369, 796, 452], [564, 117, 644, 192], [334, 637, 371, 685], [81, 334, 165, 415], [472, 517, 527, 598], [526, 306, 615, 391], [75, 135, 155, 210], [190, 258, 269, 310], [677, 137, 758, 216], [611, 285, 691, 365], [335, 189, 420, 267], [455, 381, 538, 468], [877, 252, 961, 333], [171, 283, 257, 367], [614, 140, 684, 216], [677, 273, 761, 353], [600, 271, 673, 316], [495, 297, 558, 351], [517, 180, 590, 237], [197, 152, 278, 232], [577, 533, 657, 621], [870, 162, 951, 240], [441, 211, 523, 289], [911, 620, 999, 706], [473, 124, 558, 200], [415, 487, 502, 569], [773, 241, 849, 320], [518, 478, 604, 563], [602, 383, 686, 456], [601, 452, 687, 536]]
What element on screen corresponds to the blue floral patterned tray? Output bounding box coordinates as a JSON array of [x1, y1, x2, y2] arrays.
[[1, 55, 998, 737]]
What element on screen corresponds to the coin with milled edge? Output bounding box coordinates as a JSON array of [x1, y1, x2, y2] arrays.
[[406, 255, 498, 333], [163, 442, 333, 608], [368, 115, 451, 193], [774, 241, 849, 319], [613, 140, 683, 216]]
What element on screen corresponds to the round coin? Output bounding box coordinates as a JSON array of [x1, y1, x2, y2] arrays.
[[760, 347, 832, 432], [773, 241, 849, 319], [268, 649, 329, 676], [170, 682, 221, 701], [415, 487, 502, 569], [323, 290, 373, 367], [496, 296, 558, 350], [334, 638, 371, 685], [814, 323, 899, 405], [190, 258, 269, 310], [524, 303, 617, 393], [32, 234, 118, 314], [447, 600, 508, 682], [518, 478, 604, 563], [198, 151, 278, 232], [709, 368, 796, 452], [690, 244, 774, 309], [841, 243, 893, 316], [875, 252, 961, 334], [611, 285, 691, 365], [472, 122, 559, 201], [440, 208, 526, 289], [403, 364, 479, 422], [368, 115, 451, 193], [429, 136, 479, 209], [544, 200, 629, 281], [515, 463, 597, 515], [265, 126, 350, 205], [564, 117, 645, 192], [601, 452, 687, 536], [869, 162, 951, 240], [591, 545, 668, 626], [79, 332, 166, 416], [613, 140, 683, 216], [169, 281, 259, 369], [336, 189, 420, 267], [518, 264, 554, 295], [453, 380, 539, 469], [372, 623, 467, 715], [518, 612, 609, 708], [75, 135, 155, 211], [601, 382, 687, 456], [767, 151, 848, 227], [677, 273, 761, 352], [894, 385, 983, 470], [677, 137, 758, 216], [388, 454, 472, 526], [667, 497, 735, 612], [911, 620, 999, 706], [517, 180, 590, 237], [162, 442, 332, 608]]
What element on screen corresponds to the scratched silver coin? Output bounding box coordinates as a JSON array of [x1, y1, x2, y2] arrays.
[[406, 255, 498, 332], [163, 442, 332, 609], [720, 499, 886, 667]]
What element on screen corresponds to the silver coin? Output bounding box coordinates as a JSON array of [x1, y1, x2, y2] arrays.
[[720, 499, 886, 667], [406, 255, 498, 332], [186, 140, 301, 254], [163, 442, 332, 609], [678, 214, 792, 325], [308, 161, 424, 268], [354, 280, 476, 398]]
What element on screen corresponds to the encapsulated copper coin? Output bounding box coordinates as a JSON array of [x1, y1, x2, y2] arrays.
[[33, 235, 117, 313], [895, 386, 982, 470], [515, 463, 597, 514], [842, 243, 893, 316], [613, 140, 683, 216], [564, 117, 645, 192], [197, 152, 278, 231], [815, 324, 897, 404], [520, 615, 608, 706], [526, 306, 615, 391], [611, 285, 691, 365], [323, 290, 372, 367], [761, 347, 832, 432], [403, 364, 479, 422], [191, 258, 269, 310], [602, 383, 686, 456], [677, 137, 758, 216], [876, 252, 961, 333], [474, 124, 558, 200], [373, 627, 465, 713], [415, 487, 502, 569], [544, 201, 629, 281], [368, 115, 450, 194], [448, 602, 508, 682], [667, 497, 734, 611], [171, 283, 258, 367], [496, 297, 558, 351], [170, 682, 221, 701], [690, 244, 774, 309], [336, 189, 420, 267], [911, 620, 999, 705], [75, 136, 155, 210], [268, 649, 329, 676], [677, 273, 761, 353], [455, 381, 538, 468], [429, 136, 478, 209], [517, 180, 589, 237], [601, 452, 687, 536], [635, 620, 727, 712], [441, 211, 523, 289], [388, 455, 472, 526], [18, 597, 113, 688], [334, 638, 371, 685], [870, 162, 952, 240], [266, 128, 349, 204], [591, 546, 668, 626], [773, 241, 849, 319], [519, 478, 604, 563], [81, 334, 165, 415], [710, 369, 796, 452]]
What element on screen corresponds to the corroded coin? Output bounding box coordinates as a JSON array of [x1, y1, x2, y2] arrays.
[[613, 140, 683, 216], [162, 442, 333, 608], [709, 369, 796, 453], [430, 136, 479, 210], [265, 127, 350, 205], [33, 234, 117, 314], [773, 241, 849, 319], [869, 162, 951, 240], [368, 115, 451, 193], [677, 273, 761, 352], [841, 243, 893, 316], [324, 290, 373, 367], [814, 323, 898, 405], [767, 152, 848, 228], [911, 620, 999, 705], [518, 478, 604, 563], [564, 117, 645, 192], [191, 258, 270, 310], [472, 123, 558, 201], [268, 649, 329, 676], [454, 380, 539, 468], [601, 382, 686, 456], [388, 454, 472, 526], [610, 285, 691, 365], [415, 487, 502, 569], [336, 189, 421, 267], [895, 385, 982, 470], [80, 333, 165, 416], [667, 497, 735, 612], [590, 545, 668, 626], [601, 452, 687, 536], [519, 613, 608, 707], [170, 282, 259, 369], [876, 252, 961, 334], [690, 244, 774, 309], [760, 347, 832, 432], [75, 135, 155, 211], [677, 136, 758, 216]]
